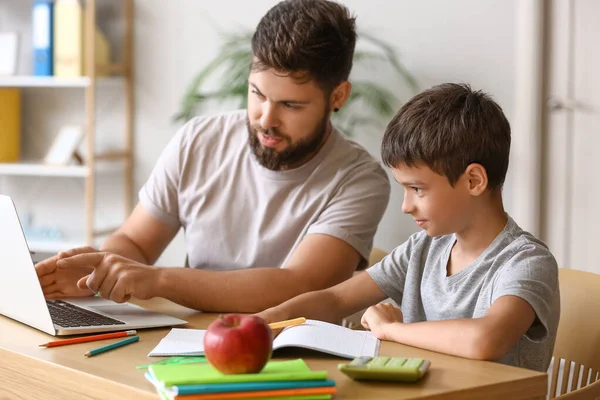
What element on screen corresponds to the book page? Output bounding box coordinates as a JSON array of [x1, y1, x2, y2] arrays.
[[273, 319, 379, 359], [148, 328, 205, 357]]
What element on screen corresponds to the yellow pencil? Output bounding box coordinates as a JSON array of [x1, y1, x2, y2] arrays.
[[268, 317, 306, 330]]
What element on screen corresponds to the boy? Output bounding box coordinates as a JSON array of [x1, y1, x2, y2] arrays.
[[258, 83, 560, 371]]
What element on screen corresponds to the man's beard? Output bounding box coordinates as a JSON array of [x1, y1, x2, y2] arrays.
[[247, 111, 330, 171]]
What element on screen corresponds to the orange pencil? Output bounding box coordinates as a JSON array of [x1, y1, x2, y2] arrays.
[[39, 330, 137, 348], [173, 386, 336, 400], [268, 317, 306, 330]]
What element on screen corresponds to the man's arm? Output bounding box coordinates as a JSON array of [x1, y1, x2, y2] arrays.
[[155, 234, 368, 313], [61, 204, 383, 312], [365, 295, 536, 361], [101, 203, 179, 264]]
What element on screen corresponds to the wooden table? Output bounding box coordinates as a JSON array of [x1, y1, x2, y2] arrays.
[[0, 298, 548, 400]]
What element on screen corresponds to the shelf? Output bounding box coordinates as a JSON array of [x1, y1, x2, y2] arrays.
[[0, 76, 122, 88], [0, 163, 89, 177], [28, 240, 86, 254]]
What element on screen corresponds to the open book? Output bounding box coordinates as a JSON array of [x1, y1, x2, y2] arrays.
[[148, 319, 380, 359]]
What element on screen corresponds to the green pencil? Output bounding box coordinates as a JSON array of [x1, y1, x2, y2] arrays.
[[84, 335, 140, 358]]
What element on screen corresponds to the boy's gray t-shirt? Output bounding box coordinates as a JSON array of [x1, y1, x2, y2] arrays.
[[139, 110, 390, 270], [367, 216, 560, 371]]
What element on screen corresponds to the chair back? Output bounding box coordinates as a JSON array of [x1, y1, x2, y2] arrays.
[[368, 247, 387, 267], [550, 268, 600, 398]]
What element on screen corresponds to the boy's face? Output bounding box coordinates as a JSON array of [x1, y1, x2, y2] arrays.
[[391, 163, 472, 237], [246, 68, 331, 170]]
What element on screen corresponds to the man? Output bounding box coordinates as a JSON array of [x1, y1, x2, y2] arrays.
[[35, 0, 390, 312]]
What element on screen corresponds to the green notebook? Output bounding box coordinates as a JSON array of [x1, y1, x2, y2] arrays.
[[149, 359, 327, 387]]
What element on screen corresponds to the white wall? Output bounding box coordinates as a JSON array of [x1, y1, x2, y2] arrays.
[[133, 0, 517, 264]]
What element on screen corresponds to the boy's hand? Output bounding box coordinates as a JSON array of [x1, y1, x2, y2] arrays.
[[361, 303, 403, 340], [254, 308, 288, 339]]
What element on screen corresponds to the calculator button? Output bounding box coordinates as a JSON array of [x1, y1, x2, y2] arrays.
[[368, 356, 390, 368], [386, 357, 408, 368], [404, 358, 424, 369], [350, 356, 372, 366]]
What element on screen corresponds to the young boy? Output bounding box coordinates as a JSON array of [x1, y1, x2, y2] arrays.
[[258, 83, 560, 372]]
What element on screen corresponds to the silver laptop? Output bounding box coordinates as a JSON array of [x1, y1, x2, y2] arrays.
[[0, 194, 188, 336]]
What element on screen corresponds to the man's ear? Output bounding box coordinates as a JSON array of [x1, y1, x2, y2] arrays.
[[330, 81, 352, 111], [465, 163, 488, 196]]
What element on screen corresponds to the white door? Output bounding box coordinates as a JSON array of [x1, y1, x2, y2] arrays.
[[542, 0, 600, 274]]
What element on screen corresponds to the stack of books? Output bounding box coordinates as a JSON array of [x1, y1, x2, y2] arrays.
[[145, 359, 335, 400]]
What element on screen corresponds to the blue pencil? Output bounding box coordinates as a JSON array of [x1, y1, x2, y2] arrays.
[[84, 335, 139, 358]]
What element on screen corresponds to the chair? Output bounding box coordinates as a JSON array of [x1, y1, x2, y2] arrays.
[[549, 268, 600, 399], [368, 247, 388, 268], [341, 247, 389, 329]]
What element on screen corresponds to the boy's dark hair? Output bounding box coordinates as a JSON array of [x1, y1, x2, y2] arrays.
[[251, 0, 357, 94], [381, 83, 511, 190]]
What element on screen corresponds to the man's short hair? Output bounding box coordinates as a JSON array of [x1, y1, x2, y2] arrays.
[[251, 0, 357, 94], [381, 83, 511, 190]]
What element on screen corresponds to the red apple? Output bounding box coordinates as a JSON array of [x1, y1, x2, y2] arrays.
[[203, 314, 273, 374]]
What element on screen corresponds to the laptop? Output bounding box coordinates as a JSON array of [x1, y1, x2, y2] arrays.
[[0, 194, 188, 336]]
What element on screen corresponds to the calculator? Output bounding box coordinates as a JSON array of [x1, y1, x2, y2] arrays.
[[338, 356, 431, 382]]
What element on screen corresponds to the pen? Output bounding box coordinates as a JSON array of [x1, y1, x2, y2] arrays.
[[268, 317, 306, 330], [39, 330, 137, 348], [84, 335, 140, 358]]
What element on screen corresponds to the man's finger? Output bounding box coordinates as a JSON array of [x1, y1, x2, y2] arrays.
[[109, 281, 129, 303], [97, 272, 119, 300], [84, 265, 110, 294], [59, 246, 97, 258], [44, 292, 64, 300], [42, 283, 62, 295], [39, 274, 56, 287], [77, 275, 90, 290], [34, 256, 59, 277], [57, 252, 105, 270]]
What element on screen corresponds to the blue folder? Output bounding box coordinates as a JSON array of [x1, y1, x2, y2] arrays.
[[173, 379, 336, 396], [32, 0, 53, 76]]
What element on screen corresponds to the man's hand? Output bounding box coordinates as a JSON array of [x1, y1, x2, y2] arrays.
[[361, 303, 404, 340], [54, 251, 162, 303], [35, 246, 97, 299]]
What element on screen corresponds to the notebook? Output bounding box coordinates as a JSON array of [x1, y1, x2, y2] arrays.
[[148, 359, 327, 387], [148, 319, 380, 359]]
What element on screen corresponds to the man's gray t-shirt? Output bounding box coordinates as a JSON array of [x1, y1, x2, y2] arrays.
[[139, 110, 390, 270], [367, 216, 560, 371]]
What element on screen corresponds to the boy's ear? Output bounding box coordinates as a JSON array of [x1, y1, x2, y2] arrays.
[[329, 81, 352, 111], [465, 163, 488, 196]]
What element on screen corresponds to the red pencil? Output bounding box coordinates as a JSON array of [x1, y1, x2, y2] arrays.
[[39, 330, 137, 348]]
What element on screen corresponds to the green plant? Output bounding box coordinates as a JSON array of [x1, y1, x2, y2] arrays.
[[174, 30, 418, 136]]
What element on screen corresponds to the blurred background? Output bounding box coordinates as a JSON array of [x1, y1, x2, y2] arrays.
[[0, 0, 596, 274]]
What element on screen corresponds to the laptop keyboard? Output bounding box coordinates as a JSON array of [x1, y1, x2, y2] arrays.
[[47, 300, 126, 327]]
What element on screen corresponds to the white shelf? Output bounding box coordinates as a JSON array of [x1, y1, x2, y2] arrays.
[[0, 163, 88, 177], [0, 76, 122, 88], [28, 240, 86, 254]]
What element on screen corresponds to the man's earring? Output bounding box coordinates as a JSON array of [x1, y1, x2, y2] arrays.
[[334, 108, 339, 112]]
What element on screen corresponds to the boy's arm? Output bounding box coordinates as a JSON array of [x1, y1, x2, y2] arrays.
[[257, 271, 388, 325], [365, 295, 535, 360]]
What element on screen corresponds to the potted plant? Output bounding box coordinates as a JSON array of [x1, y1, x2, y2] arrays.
[[174, 30, 417, 136]]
